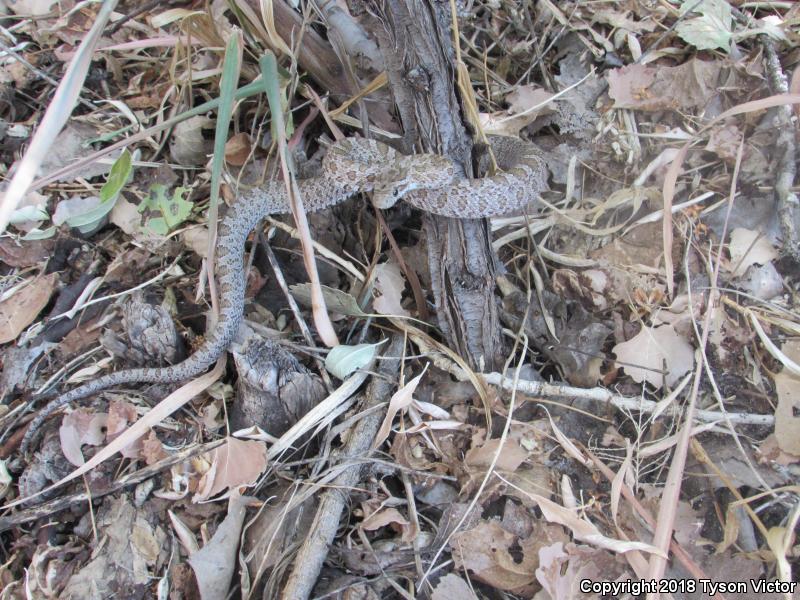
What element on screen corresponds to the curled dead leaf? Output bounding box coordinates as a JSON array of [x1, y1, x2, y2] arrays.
[[195, 437, 268, 502], [0, 272, 57, 344]]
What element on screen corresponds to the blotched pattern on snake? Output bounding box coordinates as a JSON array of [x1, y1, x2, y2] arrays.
[[21, 136, 547, 453]]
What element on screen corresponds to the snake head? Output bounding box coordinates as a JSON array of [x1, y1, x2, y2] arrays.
[[372, 155, 456, 209], [372, 177, 421, 209]]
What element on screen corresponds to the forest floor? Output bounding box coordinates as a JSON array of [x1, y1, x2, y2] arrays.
[[0, 0, 798, 598]]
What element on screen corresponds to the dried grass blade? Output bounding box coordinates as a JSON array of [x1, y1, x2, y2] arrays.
[[0, 0, 119, 234], [260, 52, 338, 347], [2, 358, 226, 509]]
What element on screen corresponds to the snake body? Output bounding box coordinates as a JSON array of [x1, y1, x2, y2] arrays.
[[21, 137, 547, 453]]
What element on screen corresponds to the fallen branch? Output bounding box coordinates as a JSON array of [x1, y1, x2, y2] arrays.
[[483, 373, 773, 427], [281, 335, 404, 600], [0, 439, 226, 532]]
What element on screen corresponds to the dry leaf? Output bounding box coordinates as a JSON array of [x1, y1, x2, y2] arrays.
[[608, 59, 725, 111], [106, 400, 143, 459], [535, 542, 628, 600], [774, 340, 800, 455], [168, 510, 200, 556], [109, 195, 143, 235], [182, 226, 210, 258], [612, 324, 694, 389], [728, 227, 778, 277], [188, 492, 250, 599], [480, 85, 555, 136], [525, 492, 663, 556], [224, 132, 252, 166], [105, 400, 138, 439], [59, 409, 108, 466], [373, 261, 410, 317], [142, 431, 168, 465], [195, 437, 268, 501], [373, 368, 427, 449], [506, 85, 555, 117], [360, 506, 410, 531], [0, 237, 54, 268], [0, 273, 57, 343], [465, 438, 528, 472], [705, 123, 742, 163], [450, 521, 539, 594], [6, 0, 60, 16], [431, 574, 478, 600], [757, 434, 799, 467], [170, 115, 214, 166]]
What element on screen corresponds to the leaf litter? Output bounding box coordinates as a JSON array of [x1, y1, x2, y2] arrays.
[[0, 1, 797, 598]]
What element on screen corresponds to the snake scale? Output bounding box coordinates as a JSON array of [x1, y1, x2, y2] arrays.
[[20, 136, 547, 454]]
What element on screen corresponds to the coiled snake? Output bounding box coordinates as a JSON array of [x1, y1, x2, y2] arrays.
[[20, 136, 547, 454]]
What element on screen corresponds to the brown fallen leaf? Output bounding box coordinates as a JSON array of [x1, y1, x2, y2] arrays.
[[607, 59, 729, 112], [536, 542, 629, 600], [188, 492, 251, 600], [372, 367, 428, 449], [431, 574, 478, 600], [373, 261, 410, 317], [106, 400, 143, 459], [195, 437, 268, 501], [224, 132, 252, 166], [757, 434, 800, 467], [141, 430, 168, 465], [0, 237, 54, 268], [450, 520, 540, 595], [773, 340, 800, 455], [465, 438, 528, 472], [521, 490, 663, 556], [612, 324, 694, 389], [0, 272, 57, 344], [506, 84, 555, 117], [59, 409, 108, 467], [727, 227, 778, 278], [359, 501, 417, 542]]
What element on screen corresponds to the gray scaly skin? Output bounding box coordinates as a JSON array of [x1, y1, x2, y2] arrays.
[[20, 137, 547, 454]]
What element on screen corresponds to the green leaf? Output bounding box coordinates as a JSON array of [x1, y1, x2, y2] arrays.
[[290, 283, 369, 318], [61, 150, 134, 230], [677, 0, 732, 51], [10, 205, 49, 224], [144, 217, 169, 236], [22, 226, 56, 240], [99, 149, 132, 203], [325, 342, 382, 379], [160, 187, 192, 229], [141, 184, 193, 232], [260, 53, 294, 145]]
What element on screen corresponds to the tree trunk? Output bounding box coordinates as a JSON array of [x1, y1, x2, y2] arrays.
[[351, 0, 504, 371]]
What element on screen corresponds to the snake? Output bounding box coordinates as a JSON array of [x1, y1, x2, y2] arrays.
[[20, 136, 547, 454]]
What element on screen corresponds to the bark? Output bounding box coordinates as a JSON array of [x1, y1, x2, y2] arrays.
[[242, 0, 397, 133], [350, 0, 504, 370]]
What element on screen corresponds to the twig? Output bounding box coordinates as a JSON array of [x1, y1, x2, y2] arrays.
[[583, 447, 727, 600], [280, 335, 403, 600], [729, 5, 799, 264], [0, 438, 226, 532], [261, 234, 334, 392], [0, 40, 95, 111], [482, 373, 773, 427], [761, 38, 799, 263]]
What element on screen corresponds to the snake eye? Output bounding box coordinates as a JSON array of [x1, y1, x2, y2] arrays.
[[393, 187, 400, 197]]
